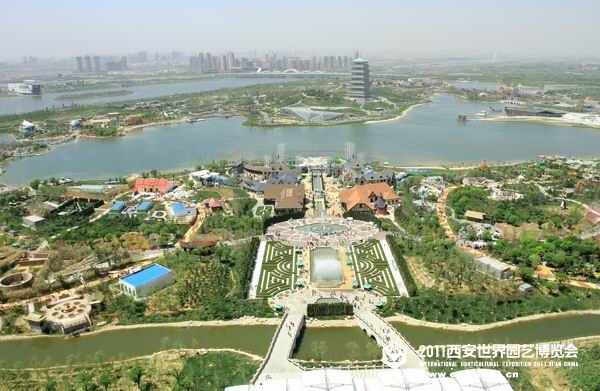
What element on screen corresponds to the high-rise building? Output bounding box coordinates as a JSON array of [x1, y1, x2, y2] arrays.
[[227, 52, 235, 70], [205, 53, 212, 71], [75, 56, 84, 72], [105, 56, 128, 72], [347, 57, 370, 100], [84, 55, 92, 72], [93, 56, 101, 72], [190, 56, 200, 71]]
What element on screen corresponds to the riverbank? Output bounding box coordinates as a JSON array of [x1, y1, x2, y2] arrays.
[[55, 89, 133, 101], [481, 114, 600, 129], [0, 316, 280, 341], [76, 118, 189, 140], [301, 309, 600, 332], [5, 348, 264, 372], [386, 309, 600, 331]]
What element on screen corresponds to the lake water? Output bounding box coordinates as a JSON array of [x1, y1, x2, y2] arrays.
[[1, 94, 600, 185], [0, 77, 289, 116], [0, 325, 275, 368], [294, 314, 600, 361]]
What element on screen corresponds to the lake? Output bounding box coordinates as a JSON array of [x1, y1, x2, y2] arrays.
[[1, 94, 600, 185], [0, 77, 290, 116]]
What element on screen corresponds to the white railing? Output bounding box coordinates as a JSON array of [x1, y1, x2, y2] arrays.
[[251, 313, 288, 384]]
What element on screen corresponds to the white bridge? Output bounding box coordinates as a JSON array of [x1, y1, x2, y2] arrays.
[[354, 309, 425, 369]]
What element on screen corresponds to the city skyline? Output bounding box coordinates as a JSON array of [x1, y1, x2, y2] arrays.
[[2, 0, 600, 60]]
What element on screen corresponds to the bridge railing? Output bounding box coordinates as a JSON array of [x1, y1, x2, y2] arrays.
[[251, 313, 288, 384]]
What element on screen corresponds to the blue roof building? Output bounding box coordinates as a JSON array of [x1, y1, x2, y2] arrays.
[[111, 201, 126, 212], [137, 201, 153, 212], [171, 202, 197, 221], [119, 264, 174, 299]]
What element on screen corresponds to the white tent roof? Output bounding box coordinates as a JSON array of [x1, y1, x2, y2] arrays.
[[226, 369, 513, 391], [21, 120, 35, 129]]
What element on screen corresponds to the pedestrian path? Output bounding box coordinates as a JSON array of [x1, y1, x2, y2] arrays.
[[254, 312, 304, 383], [354, 308, 425, 369]]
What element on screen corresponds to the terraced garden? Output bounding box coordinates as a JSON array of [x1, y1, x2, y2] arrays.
[[352, 240, 399, 296], [256, 241, 298, 297]]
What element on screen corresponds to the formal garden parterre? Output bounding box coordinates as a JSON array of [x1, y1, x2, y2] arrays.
[[255, 241, 298, 297], [352, 240, 400, 296]]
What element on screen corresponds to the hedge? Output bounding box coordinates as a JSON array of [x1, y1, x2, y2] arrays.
[[386, 235, 418, 296], [307, 302, 354, 317], [237, 237, 260, 299], [262, 211, 305, 232], [342, 211, 382, 229]]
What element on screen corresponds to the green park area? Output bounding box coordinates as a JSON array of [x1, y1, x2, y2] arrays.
[[0, 351, 259, 391], [99, 241, 273, 325]]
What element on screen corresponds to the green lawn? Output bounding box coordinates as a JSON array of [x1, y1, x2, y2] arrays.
[[194, 190, 222, 201], [173, 351, 259, 391]]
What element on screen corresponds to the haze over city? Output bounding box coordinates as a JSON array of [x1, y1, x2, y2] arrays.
[[2, 0, 600, 60]]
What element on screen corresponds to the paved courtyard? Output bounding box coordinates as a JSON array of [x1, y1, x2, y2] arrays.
[[266, 217, 380, 247]]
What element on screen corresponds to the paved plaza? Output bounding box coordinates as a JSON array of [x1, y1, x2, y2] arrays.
[[266, 217, 380, 247]]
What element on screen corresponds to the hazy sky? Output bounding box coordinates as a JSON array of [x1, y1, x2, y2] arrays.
[[2, 0, 599, 60]]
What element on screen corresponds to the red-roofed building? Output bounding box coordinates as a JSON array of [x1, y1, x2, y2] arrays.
[[133, 178, 174, 195], [339, 183, 399, 215], [202, 198, 222, 211], [586, 209, 600, 225]]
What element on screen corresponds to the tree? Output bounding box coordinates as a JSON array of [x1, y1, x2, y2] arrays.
[[43, 378, 58, 391], [30, 179, 41, 190], [77, 371, 98, 391], [98, 371, 113, 391], [129, 363, 145, 390], [519, 265, 535, 284]]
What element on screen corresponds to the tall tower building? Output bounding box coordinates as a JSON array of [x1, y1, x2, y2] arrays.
[[346, 58, 370, 101], [205, 53, 212, 71]]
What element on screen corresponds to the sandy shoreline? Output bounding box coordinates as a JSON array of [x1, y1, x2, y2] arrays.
[[363, 101, 429, 124], [77, 118, 188, 140], [481, 115, 600, 129]]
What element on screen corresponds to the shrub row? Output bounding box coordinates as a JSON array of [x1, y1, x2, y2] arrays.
[[342, 211, 382, 229], [262, 211, 305, 232], [307, 302, 354, 317], [386, 236, 418, 296], [237, 237, 260, 299]]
